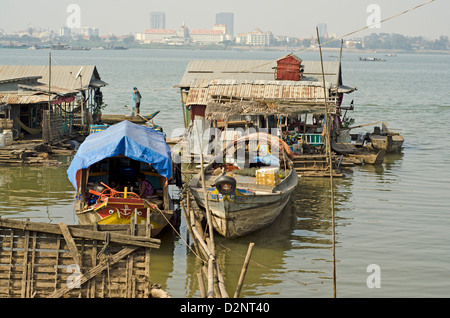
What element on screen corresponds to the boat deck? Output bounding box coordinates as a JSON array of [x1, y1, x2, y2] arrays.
[[201, 173, 278, 193]]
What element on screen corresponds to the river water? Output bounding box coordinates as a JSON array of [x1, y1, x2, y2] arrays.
[[0, 48, 449, 298]]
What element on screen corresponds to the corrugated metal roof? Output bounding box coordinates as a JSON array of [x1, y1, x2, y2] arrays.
[[0, 65, 107, 91], [177, 59, 342, 88], [18, 83, 78, 95]]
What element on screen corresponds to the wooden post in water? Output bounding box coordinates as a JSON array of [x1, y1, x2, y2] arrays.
[[47, 52, 51, 144], [194, 125, 215, 255], [316, 26, 337, 298], [233, 242, 255, 298]]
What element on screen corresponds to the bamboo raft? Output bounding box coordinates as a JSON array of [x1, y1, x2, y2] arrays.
[[0, 139, 78, 165], [0, 217, 170, 298]]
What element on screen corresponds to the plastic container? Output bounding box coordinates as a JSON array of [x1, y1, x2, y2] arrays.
[[3, 130, 13, 145], [89, 124, 109, 134], [0, 133, 5, 148]]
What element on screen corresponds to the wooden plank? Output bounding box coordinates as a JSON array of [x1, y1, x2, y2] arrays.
[[28, 232, 37, 298], [58, 223, 82, 269], [144, 210, 151, 298], [0, 218, 163, 298], [54, 236, 60, 293], [126, 215, 136, 298], [48, 246, 139, 298], [89, 225, 97, 298], [20, 231, 30, 298], [7, 229, 14, 297], [0, 218, 160, 249]]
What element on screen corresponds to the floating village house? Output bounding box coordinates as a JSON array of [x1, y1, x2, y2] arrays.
[[0, 65, 107, 143], [177, 54, 356, 161]]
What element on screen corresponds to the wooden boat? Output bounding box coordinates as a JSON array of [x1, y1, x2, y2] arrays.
[[359, 57, 386, 62], [348, 150, 385, 165], [368, 122, 404, 153], [331, 141, 385, 165], [67, 120, 174, 236], [100, 111, 159, 125], [189, 132, 298, 238], [370, 133, 404, 152]]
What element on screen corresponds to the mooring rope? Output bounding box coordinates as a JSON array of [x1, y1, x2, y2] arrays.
[[146, 199, 204, 262]]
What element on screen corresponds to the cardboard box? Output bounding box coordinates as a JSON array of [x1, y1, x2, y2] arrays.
[[256, 167, 280, 186]]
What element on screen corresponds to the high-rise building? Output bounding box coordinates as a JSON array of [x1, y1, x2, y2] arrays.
[[150, 12, 166, 29], [215, 12, 234, 35], [316, 23, 328, 40]]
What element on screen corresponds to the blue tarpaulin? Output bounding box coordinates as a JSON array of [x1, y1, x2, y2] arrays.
[[67, 120, 172, 190]]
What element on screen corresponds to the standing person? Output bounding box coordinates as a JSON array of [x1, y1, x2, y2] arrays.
[[131, 87, 142, 115]]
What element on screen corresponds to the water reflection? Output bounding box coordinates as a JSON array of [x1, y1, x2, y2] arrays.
[[0, 164, 75, 223], [0, 150, 407, 297]]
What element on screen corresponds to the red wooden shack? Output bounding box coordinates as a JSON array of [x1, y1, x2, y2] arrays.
[[275, 54, 303, 81]]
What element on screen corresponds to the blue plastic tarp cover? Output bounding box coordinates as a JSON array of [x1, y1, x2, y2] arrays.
[[67, 120, 172, 190]]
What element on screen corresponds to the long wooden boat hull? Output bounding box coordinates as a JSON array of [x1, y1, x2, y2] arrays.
[[190, 169, 298, 238], [370, 134, 404, 152], [99, 114, 152, 124], [75, 197, 173, 237]]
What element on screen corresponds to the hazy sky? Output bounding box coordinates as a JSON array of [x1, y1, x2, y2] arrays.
[[0, 0, 447, 39]]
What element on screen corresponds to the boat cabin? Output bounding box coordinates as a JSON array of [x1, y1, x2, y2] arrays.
[[67, 121, 174, 225], [84, 155, 170, 210]]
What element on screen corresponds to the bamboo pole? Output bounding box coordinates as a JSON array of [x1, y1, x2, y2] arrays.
[[233, 242, 255, 298], [180, 140, 230, 297], [194, 125, 215, 255], [207, 257, 214, 298], [216, 261, 229, 298], [182, 202, 202, 259], [47, 52, 51, 144], [348, 121, 380, 130], [317, 27, 337, 298], [197, 269, 207, 298], [180, 89, 187, 128]]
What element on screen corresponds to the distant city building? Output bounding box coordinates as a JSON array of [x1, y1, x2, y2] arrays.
[[136, 22, 230, 45], [135, 29, 176, 43], [317, 23, 328, 39], [150, 12, 166, 29], [59, 26, 71, 38], [81, 27, 99, 37], [69, 27, 99, 38], [245, 28, 273, 46], [215, 12, 234, 35], [191, 29, 225, 44]]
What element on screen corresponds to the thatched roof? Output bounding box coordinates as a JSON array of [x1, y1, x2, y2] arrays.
[[205, 99, 333, 120]]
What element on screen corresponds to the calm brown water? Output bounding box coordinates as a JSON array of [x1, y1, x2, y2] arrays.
[[1, 48, 449, 298]]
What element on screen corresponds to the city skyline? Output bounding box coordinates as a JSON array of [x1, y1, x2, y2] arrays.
[[0, 0, 447, 39]]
